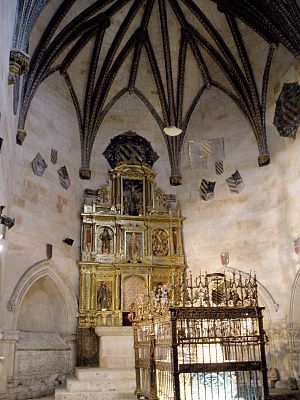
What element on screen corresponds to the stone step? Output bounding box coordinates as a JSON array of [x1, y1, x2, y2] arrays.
[[66, 377, 136, 392], [31, 397, 54, 400], [55, 388, 136, 400], [74, 368, 135, 382]]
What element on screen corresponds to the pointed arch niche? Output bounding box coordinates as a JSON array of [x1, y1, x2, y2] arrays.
[[8, 259, 78, 333], [6, 260, 78, 398], [17, 275, 66, 332]]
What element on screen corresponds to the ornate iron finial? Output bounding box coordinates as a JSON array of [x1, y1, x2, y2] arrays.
[[131, 270, 259, 323]]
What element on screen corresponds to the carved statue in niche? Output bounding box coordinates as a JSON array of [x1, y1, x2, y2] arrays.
[[82, 243, 91, 261], [136, 199, 143, 215], [123, 197, 130, 215], [122, 179, 143, 216], [97, 282, 112, 310], [152, 229, 169, 256], [155, 188, 166, 208], [98, 227, 113, 254], [127, 232, 142, 262]]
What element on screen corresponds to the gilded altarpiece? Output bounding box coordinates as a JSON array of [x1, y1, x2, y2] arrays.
[[78, 131, 187, 329]]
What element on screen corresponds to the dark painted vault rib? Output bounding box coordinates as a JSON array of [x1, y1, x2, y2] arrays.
[[12, 0, 300, 185]]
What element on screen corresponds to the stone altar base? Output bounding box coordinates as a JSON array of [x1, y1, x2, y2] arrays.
[[96, 326, 135, 369], [55, 327, 136, 400]]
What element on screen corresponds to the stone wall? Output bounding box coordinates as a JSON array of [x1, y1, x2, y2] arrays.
[[0, 3, 79, 398], [87, 42, 300, 380], [84, 41, 300, 379], [0, 1, 18, 323], [0, 1, 299, 397], [1, 75, 80, 398], [177, 46, 300, 379], [0, 2, 18, 398]]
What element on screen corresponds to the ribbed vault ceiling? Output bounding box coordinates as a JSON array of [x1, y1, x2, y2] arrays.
[[14, 0, 300, 184]]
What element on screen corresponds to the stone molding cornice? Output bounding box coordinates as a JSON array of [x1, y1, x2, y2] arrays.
[[0, 330, 20, 342]]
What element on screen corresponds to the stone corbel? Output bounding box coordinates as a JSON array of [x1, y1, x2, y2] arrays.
[[257, 135, 270, 167], [258, 152, 270, 167], [169, 175, 182, 186], [8, 49, 30, 85], [79, 167, 91, 180], [16, 129, 27, 146]]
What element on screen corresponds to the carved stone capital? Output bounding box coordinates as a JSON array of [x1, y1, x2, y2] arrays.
[[9, 49, 30, 77], [8, 49, 30, 85], [79, 167, 91, 180], [169, 175, 182, 186]]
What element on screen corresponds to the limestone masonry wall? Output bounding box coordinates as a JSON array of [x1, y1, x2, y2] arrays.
[[0, 2, 299, 397]]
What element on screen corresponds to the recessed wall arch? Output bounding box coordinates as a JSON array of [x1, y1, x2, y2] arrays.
[[289, 266, 300, 328], [7, 259, 78, 333]]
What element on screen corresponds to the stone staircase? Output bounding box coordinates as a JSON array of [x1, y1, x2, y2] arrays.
[[55, 368, 137, 400], [55, 327, 137, 400]]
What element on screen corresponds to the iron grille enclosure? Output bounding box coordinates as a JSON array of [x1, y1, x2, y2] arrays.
[[132, 271, 269, 400]]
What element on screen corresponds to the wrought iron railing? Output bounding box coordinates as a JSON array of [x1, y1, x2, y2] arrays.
[[131, 271, 269, 400]]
